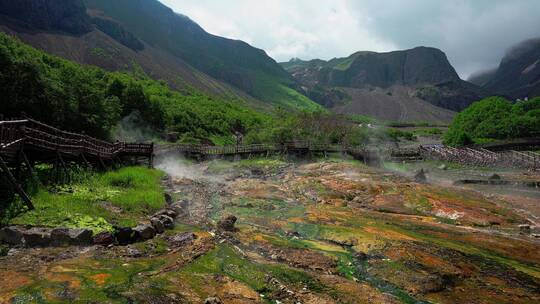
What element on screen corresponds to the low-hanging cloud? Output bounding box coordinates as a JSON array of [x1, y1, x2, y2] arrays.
[[159, 0, 540, 79]]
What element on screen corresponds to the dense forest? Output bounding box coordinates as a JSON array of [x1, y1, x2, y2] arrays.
[[444, 96, 540, 146], [0, 33, 270, 143], [0, 33, 370, 146]]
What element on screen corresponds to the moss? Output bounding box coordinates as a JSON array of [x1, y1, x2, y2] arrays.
[[180, 244, 329, 295]]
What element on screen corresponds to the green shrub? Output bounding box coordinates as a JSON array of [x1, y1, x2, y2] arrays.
[[444, 96, 540, 146]]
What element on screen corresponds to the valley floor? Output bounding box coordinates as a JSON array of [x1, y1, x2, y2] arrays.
[[1, 157, 540, 303]]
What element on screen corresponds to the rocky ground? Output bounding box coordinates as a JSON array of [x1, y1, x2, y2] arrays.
[[1, 157, 539, 303]]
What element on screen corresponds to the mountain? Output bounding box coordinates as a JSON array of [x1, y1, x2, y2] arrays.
[[282, 47, 489, 122], [469, 38, 540, 99], [0, 0, 319, 111]]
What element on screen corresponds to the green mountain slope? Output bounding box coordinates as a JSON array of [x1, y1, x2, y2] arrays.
[[0, 33, 270, 143], [0, 0, 320, 111], [83, 0, 320, 110]]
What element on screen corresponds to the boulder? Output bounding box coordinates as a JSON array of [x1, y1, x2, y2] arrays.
[[204, 297, 222, 304], [154, 209, 177, 219], [68, 228, 93, 245], [114, 227, 138, 245], [164, 193, 173, 205], [23, 228, 52, 247], [133, 224, 156, 240], [93, 231, 114, 246], [438, 164, 448, 170], [414, 169, 427, 183], [169, 202, 183, 215], [126, 246, 142, 258], [157, 215, 174, 229], [51, 228, 93, 246], [217, 215, 238, 232], [488, 173, 502, 181], [150, 217, 165, 234], [0, 226, 25, 245], [169, 232, 196, 247], [51, 228, 71, 246]]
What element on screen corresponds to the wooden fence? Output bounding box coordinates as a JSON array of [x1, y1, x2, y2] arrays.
[[0, 118, 154, 210], [420, 145, 539, 170]]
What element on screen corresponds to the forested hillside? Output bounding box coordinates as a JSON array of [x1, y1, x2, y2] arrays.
[[0, 33, 269, 142]]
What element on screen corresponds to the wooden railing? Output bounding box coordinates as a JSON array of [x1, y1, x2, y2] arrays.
[[174, 141, 353, 156], [420, 145, 539, 170], [0, 118, 153, 161]]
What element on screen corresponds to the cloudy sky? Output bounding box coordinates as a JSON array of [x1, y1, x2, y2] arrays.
[[159, 0, 540, 79]]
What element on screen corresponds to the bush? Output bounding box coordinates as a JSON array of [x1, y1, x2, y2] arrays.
[[444, 96, 540, 146]]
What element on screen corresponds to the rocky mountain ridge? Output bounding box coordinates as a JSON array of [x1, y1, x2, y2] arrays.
[[281, 47, 488, 121], [469, 37, 540, 100]]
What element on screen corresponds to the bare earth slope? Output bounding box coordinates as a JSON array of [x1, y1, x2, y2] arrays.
[[333, 86, 455, 123], [0, 16, 261, 105]]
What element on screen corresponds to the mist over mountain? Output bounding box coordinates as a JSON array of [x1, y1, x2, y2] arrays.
[[0, 0, 500, 123], [470, 37, 540, 99]]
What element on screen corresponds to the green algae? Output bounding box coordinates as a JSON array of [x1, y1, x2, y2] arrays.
[[10, 256, 169, 303], [179, 244, 330, 296]]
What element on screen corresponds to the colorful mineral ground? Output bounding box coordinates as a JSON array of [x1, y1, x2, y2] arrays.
[[2, 157, 539, 303]]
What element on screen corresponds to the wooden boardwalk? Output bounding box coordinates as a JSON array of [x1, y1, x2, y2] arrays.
[[0, 118, 154, 209], [158, 141, 383, 165], [420, 145, 540, 170]]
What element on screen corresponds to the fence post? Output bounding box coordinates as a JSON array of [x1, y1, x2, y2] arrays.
[[149, 142, 154, 168]]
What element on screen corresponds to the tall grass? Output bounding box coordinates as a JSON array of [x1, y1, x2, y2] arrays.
[[10, 167, 165, 232]]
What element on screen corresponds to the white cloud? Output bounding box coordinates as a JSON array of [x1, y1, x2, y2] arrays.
[[159, 0, 540, 78]]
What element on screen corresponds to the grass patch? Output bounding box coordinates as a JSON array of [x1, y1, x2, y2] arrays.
[[10, 167, 164, 232]]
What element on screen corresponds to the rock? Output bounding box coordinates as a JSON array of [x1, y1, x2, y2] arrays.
[[414, 169, 427, 183], [204, 297, 222, 304], [0, 226, 25, 245], [93, 231, 114, 246], [169, 200, 188, 215], [133, 224, 156, 240], [157, 215, 174, 229], [69, 228, 93, 245], [169, 232, 196, 247], [488, 173, 502, 180], [23, 228, 52, 247], [519, 224, 531, 234], [353, 251, 368, 260], [51, 228, 72, 246], [154, 209, 177, 219], [51, 228, 93, 246], [114, 227, 138, 245], [438, 164, 448, 170], [164, 193, 173, 205], [150, 217, 165, 234], [413, 274, 445, 294], [7, 248, 19, 256], [217, 215, 238, 232], [126, 246, 142, 257], [285, 230, 301, 238], [250, 168, 264, 176], [261, 204, 276, 211]]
